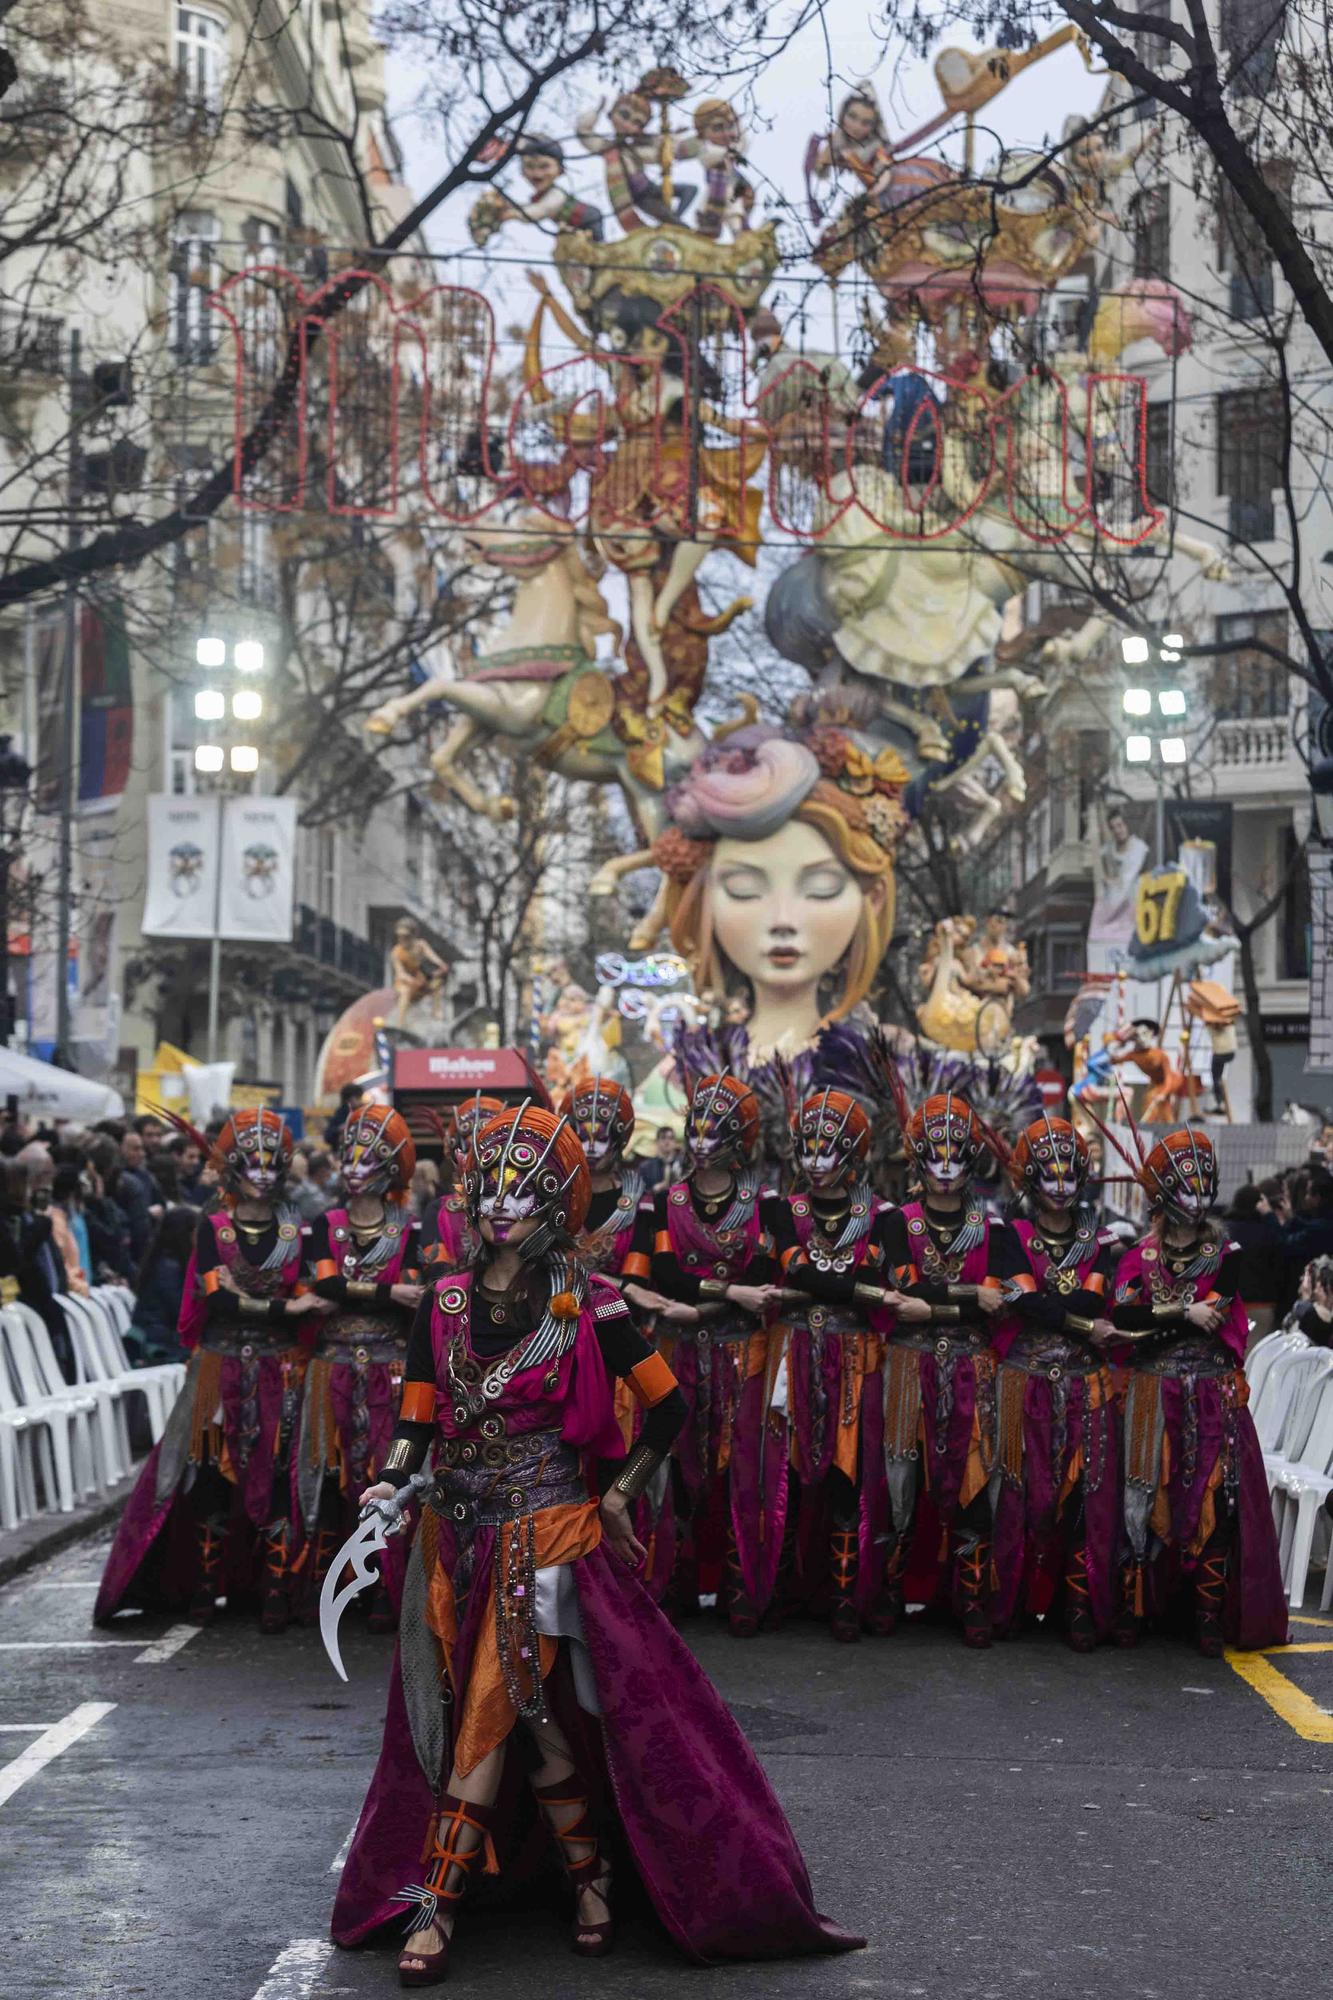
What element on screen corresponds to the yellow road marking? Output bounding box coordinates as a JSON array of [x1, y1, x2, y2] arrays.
[[1264, 1642, 1333, 1655], [1225, 1647, 1333, 1742], [1289, 1613, 1333, 1628]]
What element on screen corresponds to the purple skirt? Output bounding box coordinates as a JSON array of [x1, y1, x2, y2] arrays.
[[331, 1538, 860, 1961]]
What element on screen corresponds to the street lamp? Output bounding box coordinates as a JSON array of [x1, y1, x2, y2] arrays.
[[0, 734, 33, 1047]]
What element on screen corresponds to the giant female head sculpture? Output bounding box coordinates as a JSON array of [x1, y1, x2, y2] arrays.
[[653, 723, 904, 1056]]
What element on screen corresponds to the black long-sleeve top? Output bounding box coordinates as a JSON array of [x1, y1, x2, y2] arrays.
[[384, 1276, 687, 1483], [763, 1192, 885, 1304], [621, 1181, 775, 1305], [306, 1211, 422, 1313], [195, 1209, 306, 1328], [868, 1203, 1028, 1324], [1008, 1223, 1119, 1339], [1109, 1239, 1243, 1334]]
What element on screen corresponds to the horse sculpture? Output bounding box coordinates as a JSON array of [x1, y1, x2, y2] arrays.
[[365, 511, 747, 860]]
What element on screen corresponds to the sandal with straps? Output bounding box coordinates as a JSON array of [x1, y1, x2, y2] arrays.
[[532, 1776, 614, 1957], [394, 1793, 499, 1988]]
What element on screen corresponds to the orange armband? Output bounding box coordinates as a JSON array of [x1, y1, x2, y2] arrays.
[[628, 1352, 678, 1410], [398, 1381, 437, 1424]]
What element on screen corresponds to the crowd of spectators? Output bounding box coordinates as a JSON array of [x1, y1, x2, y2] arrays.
[[0, 1106, 450, 1384]]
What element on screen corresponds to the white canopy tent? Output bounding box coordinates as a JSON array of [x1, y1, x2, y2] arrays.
[[0, 1047, 125, 1122]]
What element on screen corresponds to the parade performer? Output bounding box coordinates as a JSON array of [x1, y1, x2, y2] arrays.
[[95, 1109, 327, 1632], [1106, 1124, 1287, 1655], [422, 1095, 502, 1274], [855, 1092, 1026, 1647], [766, 1087, 892, 1641], [991, 1116, 1121, 1650], [620, 1072, 785, 1635], [558, 1078, 674, 1596], [330, 1103, 859, 1981], [298, 1105, 425, 1629]]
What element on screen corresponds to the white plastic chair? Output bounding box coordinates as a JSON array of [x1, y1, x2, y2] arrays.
[[0, 1306, 100, 1513], [55, 1297, 130, 1483], [1247, 1328, 1306, 1411], [1252, 1341, 1314, 1454], [1270, 1371, 1333, 1610], [92, 1284, 134, 1336], [0, 1348, 37, 1529], [77, 1291, 180, 1435], [88, 1286, 183, 1409]]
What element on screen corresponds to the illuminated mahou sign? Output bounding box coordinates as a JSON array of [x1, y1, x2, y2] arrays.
[[211, 265, 1162, 549]]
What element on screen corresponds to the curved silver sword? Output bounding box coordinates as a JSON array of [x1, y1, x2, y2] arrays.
[[319, 1468, 435, 1681]]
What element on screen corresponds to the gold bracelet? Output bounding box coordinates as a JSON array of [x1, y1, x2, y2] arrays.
[[1151, 1300, 1184, 1321], [346, 1279, 379, 1301], [239, 1296, 270, 1318], [1065, 1312, 1096, 1335], [697, 1278, 730, 1301], [382, 1437, 421, 1474], [854, 1281, 889, 1305], [931, 1303, 961, 1324], [612, 1441, 662, 1503], [946, 1283, 975, 1304]]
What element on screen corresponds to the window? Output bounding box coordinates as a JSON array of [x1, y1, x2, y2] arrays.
[[1211, 609, 1289, 718], [1144, 400, 1172, 506], [1220, 0, 1285, 97], [1131, 186, 1170, 280], [405, 796, 424, 896], [1217, 166, 1289, 319], [1216, 387, 1282, 541], [318, 827, 340, 922], [175, 6, 227, 114], [285, 175, 305, 231], [170, 211, 220, 363], [1280, 822, 1309, 980], [238, 510, 275, 608]]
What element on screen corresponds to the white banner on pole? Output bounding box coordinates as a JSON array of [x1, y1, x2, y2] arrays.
[[218, 795, 297, 942], [141, 796, 220, 939]]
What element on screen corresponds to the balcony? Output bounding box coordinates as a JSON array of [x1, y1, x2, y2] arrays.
[[294, 902, 381, 986], [1214, 716, 1292, 768], [0, 308, 64, 376]]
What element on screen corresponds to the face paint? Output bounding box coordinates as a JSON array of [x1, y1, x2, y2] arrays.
[[1014, 1115, 1087, 1213], [795, 1089, 868, 1189], [684, 1074, 757, 1173], [907, 1093, 984, 1196]]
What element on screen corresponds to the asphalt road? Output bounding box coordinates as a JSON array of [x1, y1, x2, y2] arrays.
[[1, 1533, 1330, 2000]]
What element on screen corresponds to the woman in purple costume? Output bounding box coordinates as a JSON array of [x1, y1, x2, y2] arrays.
[[94, 1108, 328, 1633], [1107, 1124, 1287, 1656], [331, 1102, 859, 1986], [991, 1116, 1122, 1649], [620, 1072, 787, 1635], [298, 1104, 425, 1629]]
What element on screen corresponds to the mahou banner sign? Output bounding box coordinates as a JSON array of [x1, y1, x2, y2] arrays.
[[142, 794, 297, 943]]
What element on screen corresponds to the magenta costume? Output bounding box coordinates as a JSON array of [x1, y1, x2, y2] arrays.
[[96, 1205, 308, 1623], [990, 1217, 1122, 1642], [424, 1192, 478, 1274], [624, 1176, 784, 1626], [297, 1206, 422, 1615], [1110, 1232, 1286, 1649], [770, 1191, 891, 1629], [330, 1270, 859, 1964]]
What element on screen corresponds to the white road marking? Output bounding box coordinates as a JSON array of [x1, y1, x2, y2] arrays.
[[17, 1579, 101, 1590], [0, 1702, 115, 1808], [329, 1823, 357, 1873], [0, 1640, 140, 1650], [250, 1938, 333, 1999], [135, 1624, 202, 1664], [0, 1723, 55, 1732]]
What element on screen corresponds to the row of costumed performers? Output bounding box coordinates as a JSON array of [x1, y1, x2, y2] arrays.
[[95, 1071, 1288, 1668], [558, 1066, 1288, 1662]]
